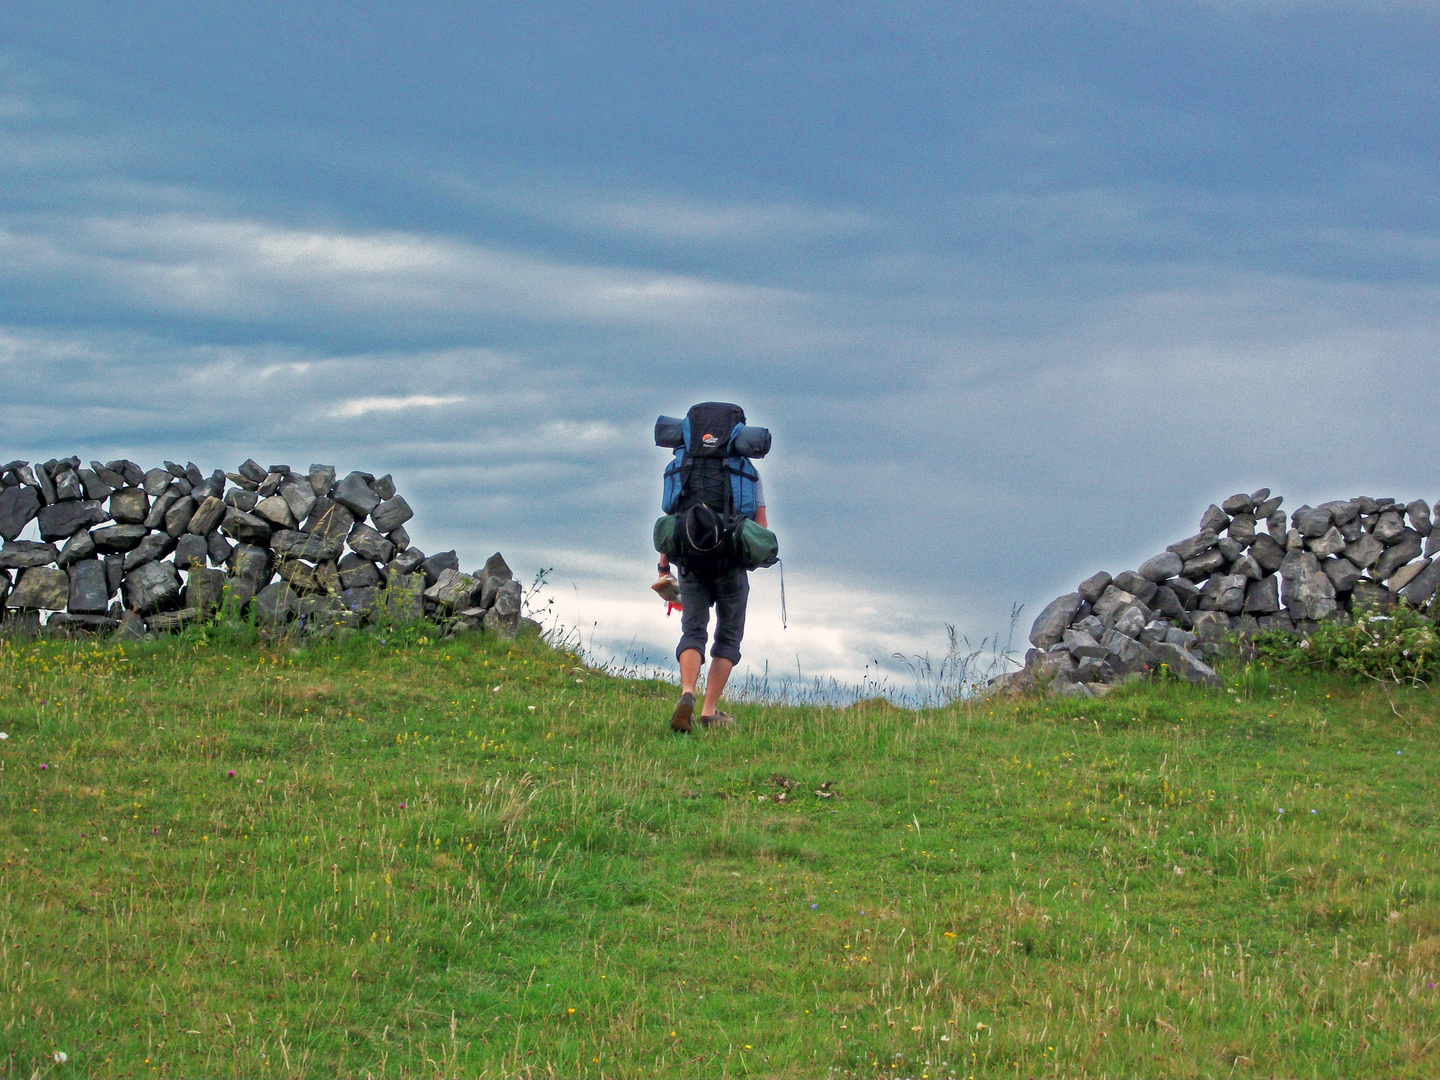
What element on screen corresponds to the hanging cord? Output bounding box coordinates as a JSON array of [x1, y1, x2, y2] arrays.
[[778, 558, 787, 629]]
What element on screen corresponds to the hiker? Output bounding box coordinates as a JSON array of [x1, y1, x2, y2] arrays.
[[651, 403, 778, 733]]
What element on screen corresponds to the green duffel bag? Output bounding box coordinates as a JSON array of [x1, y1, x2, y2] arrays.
[[653, 514, 681, 557], [733, 516, 779, 570]]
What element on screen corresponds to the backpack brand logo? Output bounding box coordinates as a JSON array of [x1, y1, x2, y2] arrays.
[[702, 433, 720, 445]]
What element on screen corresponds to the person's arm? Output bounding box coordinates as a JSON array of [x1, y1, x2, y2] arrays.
[[755, 506, 767, 528]]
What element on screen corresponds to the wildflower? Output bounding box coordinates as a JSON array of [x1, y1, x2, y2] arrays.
[[0, 732, 8, 740], [39, 763, 47, 770], [227, 770, 235, 778], [52, 1051, 67, 1064], [152, 828, 160, 835], [400, 802, 406, 809], [811, 903, 818, 909]]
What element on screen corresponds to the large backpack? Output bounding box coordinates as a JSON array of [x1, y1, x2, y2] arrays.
[[653, 402, 776, 572]]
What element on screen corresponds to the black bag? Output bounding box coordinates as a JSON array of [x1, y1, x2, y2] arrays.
[[654, 402, 775, 573]]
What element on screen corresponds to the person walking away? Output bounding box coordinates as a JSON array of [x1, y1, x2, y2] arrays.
[[652, 402, 775, 733]]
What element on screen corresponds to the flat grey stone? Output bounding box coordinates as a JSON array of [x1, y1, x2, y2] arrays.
[[1256, 495, 1283, 518], [280, 481, 318, 523], [1091, 585, 1138, 622], [1226, 514, 1257, 546], [57, 529, 97, 567], [1168, 529, 1218, 562], [187, 495, 226, 536], [238, 458, 268, 484], [1190, 610, 1233, 643], [108, 487, 148, 525], [276, 559, 340, 595], [222, 509, 273, 544], [78, 469, 113, 501], [1243, 574, 1280, 614], [224, 488, 259, 512], [1294, 507, 1333, 538], [1218, 537, 1243, 563], [207, 531, 233, 566], [308, 464, 336, 497], [1149, 585, 1186, 622], [387, 548, 425, 578], [1280, 550, 1337, 621], [338, 555, 381, 590], [1164, 626, 1198, 648], [387, 525, 410, 552], [1182, 548, 1226, 579], [486, 582, 523, 636], [123, 532, 176, 572], [371, 474, 396, 500], [1344, 532, 1384, 569], [1285, 528, 1304, 551], [143, 489, 179, 529], [173, 533, 209, 572], [227, 543, 275, 589], [1322, 557, 1361, 594], [140, 468, 169, 495], [163, 496, 197, 538], [1114, 604, 1148, 638], [1338, 516, 1362, 543], [0, 485, 41, 541], [185, 567, 226, 613], [1203, 574, 1247, 615], [1200, 504, 1231, 532], [1230, 553, 1262, 580], [1307, 526, 1347, 558], [253, 495, 297, 530], [1387, 558, 1430, 593], [332, 472, 381, 518], [271, 529, 344, 562], [53, 469, 84, 502], [478, 552, 514, 608], [66, 560, 110, 614], [1220, 493, 1253, 516], [1372, 530, 1423, 581], [1150, 641, 1222, 687], [421, 549, 459, 586], [1399, 559, 1440, 605], [1077, 571, 1112, 603], [422, 567, 479, 610], [7, 566, 70, 610], [346, 524, 394, 564], [0, 540, 61, 569], [1098, 628, 1155, 673], [1137, 552, 1183, 582], [1373, 510, 1406, 544], [305, 497, 355, 540], [37, 499, 107, 542], [342, 586, 380, 616], [256, 471, 285, 498], [123, 560, 182, 615], [1063, 627, 1108, 659], [1110, 570, 1157, 605], [1355, 496, 1379, 514], [370, 495, 413, 534], [1266, 510, 1287, 537], [1406, 499, 1433, 537]]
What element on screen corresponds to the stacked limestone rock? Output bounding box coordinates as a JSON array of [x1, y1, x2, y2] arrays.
[[0, 457, 522, 638], [1014, 489, 1440, 695]]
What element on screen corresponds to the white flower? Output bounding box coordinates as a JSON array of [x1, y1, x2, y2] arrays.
[[0, 732, 8, 740], [53, 1051, 67, 1063]]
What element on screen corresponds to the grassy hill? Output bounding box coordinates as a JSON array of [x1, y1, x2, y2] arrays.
[[1, 626, 1437, 1078]]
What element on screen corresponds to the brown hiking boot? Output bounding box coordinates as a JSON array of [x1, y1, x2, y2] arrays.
[[670, 691, 695, 733], [699, 710, 735, 729]]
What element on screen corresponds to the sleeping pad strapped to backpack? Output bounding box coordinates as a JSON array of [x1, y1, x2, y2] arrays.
[[652, 402, 778, 572]]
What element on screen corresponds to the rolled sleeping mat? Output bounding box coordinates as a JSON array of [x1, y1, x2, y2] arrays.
[[730, 425, 771, 458], [654, 415, 685, 448]]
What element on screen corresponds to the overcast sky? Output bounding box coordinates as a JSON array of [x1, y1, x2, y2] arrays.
[[2, 2, 1437, 688]]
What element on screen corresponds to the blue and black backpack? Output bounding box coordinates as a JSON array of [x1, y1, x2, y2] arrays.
[[653, 402, 777, 571]]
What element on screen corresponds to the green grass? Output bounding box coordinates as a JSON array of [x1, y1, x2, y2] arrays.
[[1, 629, 1439, 1078]]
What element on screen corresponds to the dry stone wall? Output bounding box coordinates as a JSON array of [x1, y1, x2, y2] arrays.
[[1013, 488, 1440, 696], [0, 456, 522, 639]]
